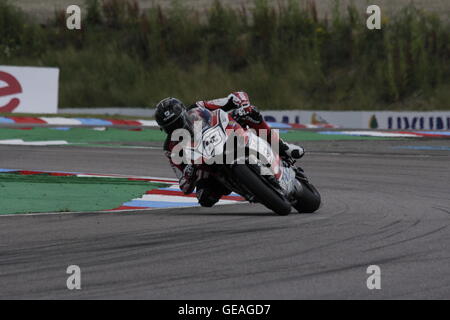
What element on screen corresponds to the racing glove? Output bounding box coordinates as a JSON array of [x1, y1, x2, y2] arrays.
[[228, 91, 251, 108], [179, 164, 197, 194], [231, 105, 263, 126]]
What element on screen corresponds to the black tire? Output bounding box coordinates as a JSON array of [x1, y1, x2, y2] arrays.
[[294, 181, 321, 213], [231, 165, 291, 216]]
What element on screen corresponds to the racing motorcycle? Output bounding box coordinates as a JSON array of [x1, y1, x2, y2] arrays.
[[175, 107, 321, 216]]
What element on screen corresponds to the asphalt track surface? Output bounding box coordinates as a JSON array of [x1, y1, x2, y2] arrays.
[[0, 137, 449, 299]]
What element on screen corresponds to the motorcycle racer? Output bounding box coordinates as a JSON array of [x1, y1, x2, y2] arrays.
[[155, 93, 305, 207]]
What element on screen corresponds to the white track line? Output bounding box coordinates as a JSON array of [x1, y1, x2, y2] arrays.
[[0, 139, 68, 146], [39, 117, 83, 125]]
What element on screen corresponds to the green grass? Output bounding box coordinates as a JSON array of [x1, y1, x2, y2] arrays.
[[1, 0, 449, 110], [0, 173, 164, 214]]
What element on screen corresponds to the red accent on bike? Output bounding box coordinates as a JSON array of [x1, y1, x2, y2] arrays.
[[203, 101, 222, 110], [210, 112, 219, 127]]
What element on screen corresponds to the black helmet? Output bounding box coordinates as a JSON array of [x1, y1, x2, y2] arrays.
[[155, 97, 192, 134]]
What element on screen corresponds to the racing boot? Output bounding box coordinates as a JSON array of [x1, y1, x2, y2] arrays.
[[280, 140, 305, 160], [196, 178, 232, 207]]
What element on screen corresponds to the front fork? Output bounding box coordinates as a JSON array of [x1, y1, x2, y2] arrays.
[[294, 166, 309, 183]]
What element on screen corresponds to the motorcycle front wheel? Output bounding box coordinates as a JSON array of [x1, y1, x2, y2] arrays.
[[294, 181, 321, 213]]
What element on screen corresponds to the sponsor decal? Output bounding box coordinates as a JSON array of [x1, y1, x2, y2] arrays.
[[0, 66, 59, 114], [0, 71, 22, 112], [262, 110, 450, 130], [387, 115, 450, 130], [369, 115, 379, 129], [311, 113, 330, 126]]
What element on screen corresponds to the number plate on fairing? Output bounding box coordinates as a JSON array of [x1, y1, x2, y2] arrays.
[[202, 126, 225, 158]]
